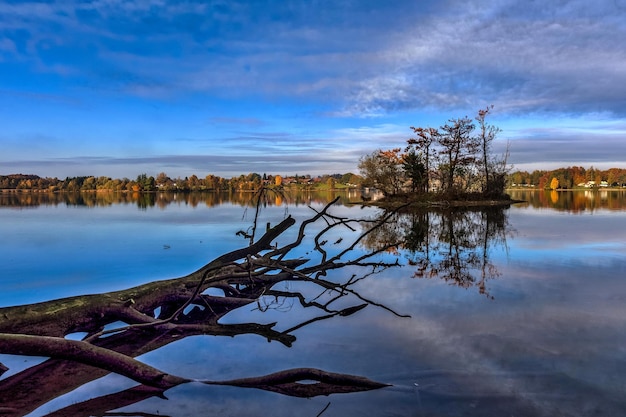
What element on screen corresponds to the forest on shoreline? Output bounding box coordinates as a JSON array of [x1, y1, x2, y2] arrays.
[[2, 165, 626, 194], [507, 166, 626, 189], [0, 172, 359, 193]]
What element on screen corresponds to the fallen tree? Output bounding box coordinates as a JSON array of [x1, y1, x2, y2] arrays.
[[0, 195, 405, 416]]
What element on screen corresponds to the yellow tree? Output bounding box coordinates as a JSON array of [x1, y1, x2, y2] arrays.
[[550, 177, 559, 190]]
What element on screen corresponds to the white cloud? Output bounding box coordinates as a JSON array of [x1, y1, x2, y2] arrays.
[[345, 0, 626, 117], [2, 0, 626, 176]]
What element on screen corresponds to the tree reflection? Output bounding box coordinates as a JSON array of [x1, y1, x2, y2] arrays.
[[364, 207, 511, 298], [509, 189, 626, 212], [0, 189, 365, 209]]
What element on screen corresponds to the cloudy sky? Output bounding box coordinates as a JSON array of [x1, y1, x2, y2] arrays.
[[1, 0, 625, 179]]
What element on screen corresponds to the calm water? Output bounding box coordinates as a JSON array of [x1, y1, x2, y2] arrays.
[[1, 190, 625, 416]]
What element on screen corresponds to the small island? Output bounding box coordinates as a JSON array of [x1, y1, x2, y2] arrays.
[[357, 107, 516, 209]]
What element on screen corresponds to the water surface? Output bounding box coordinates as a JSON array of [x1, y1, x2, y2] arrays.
[[1, 190, 625, 416]]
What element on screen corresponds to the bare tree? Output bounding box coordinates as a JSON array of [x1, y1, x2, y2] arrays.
[[475, 106, 507, 197], [437, 117, 477, 195]]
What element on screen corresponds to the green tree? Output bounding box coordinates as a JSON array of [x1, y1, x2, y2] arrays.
[[408, 126, 437, 193], [402, 150, 427, 193]]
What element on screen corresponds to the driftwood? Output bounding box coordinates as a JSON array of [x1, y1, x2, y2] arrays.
[[0, 195, 403, 416]]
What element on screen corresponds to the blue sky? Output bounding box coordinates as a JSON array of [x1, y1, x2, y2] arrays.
[[1, 0, 626, 179]]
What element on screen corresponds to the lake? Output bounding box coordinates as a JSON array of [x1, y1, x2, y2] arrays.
[[1, 189, 625, 416]]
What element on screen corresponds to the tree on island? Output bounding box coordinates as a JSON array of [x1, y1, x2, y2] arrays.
[[476, 105, 507, 197], [359, 107, 510, 201], [356, 148, 405, 196]]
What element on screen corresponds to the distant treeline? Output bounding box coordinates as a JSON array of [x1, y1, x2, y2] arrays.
[[4, 166, 626, 193], [0, 172, 365, 192], [507, 166, 626, 189]]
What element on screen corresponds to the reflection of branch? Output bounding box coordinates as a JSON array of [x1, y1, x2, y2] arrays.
[[256, 260, 410, 319], [317, 402, 332, 417], [0, 319, 297, 416], [0, 333, 188, 389], [0, 333, 388, 402], [43, 385, 168, 417], [203, 367, 389, 397], [281, 304, 368, 334], [43, 367, 384, 417]]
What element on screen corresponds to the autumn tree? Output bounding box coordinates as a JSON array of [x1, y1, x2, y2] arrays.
[[550, 177, 559, 190], [155, 172, 172, 190], [247, 173, 262, 189], [188, 174, 201, 190], [358, 149, 405, 196], [594, 172, 603, 186], [571, 166, 587, 187], [357, 109, 509, 198], [95, 176, 111, 190], [606, 168, 617, 185], [81, 176, 97, 191], [204, 174, 218, 190]]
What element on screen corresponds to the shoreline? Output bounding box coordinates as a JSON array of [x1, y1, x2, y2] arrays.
[[354, 194, 526, 210], [360, 200, 526, 210]]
